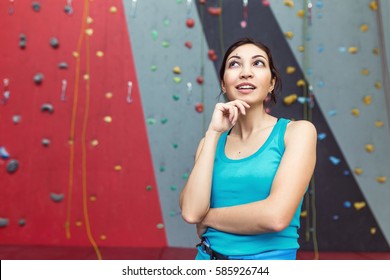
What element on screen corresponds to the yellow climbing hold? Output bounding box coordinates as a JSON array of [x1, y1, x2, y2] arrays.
[[370, 227, 377, 235], [372, 48, 379, 55], [296, 79, 306, 87], [283, 94, 298, 105], [89, 195, 97, 201], [96, 51, 104, 57], [375, 82, 382, 89], [104, 116, 112, 123], [285, 31, 294, 39], [75, 221, 83, 227], [369, 1, 378, 11], [375, 121, 384, 127], [348, 47, 358, 54], [157, 223, 164, 229], [85, 28, 93, 36], [376, 176, 387, 183], [100, 235, 107, 240], [354, 201, 366, 210], [114, 165, 122, 171], [360, 24, 368, 32], [86, 16, 93, 24], [361, 68, 369, 75], [83, 74, 90, 80], [300, 210, 307, 218], [297, 10, 305, 18], [105, 92, 113, 99], [91, 139, 99, 147], [351, 108, 360, 117], [110, 6, 118, 13], [284, 0, 294, 8], [354, 168, 363, 175], [286, 66, 296, 74], [365, 144, 375, 153], [172, 66, 181, 74], [363, 95, 372, 105], [72, 51, 79, 58]]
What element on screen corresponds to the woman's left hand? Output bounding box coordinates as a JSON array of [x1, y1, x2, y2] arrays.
[[196, 222, 208, 238]]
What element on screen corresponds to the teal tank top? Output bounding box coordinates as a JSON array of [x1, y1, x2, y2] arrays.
[[203, 118, 303, 256]]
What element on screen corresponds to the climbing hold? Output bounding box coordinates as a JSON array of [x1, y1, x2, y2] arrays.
[[328, 109, 337, 116], [7, 159, 19, 174], [354, 201, 366, 211], [300, 210, 307, 218], [86, 16, 93, 24], [332, 215, 339, 221], [104, 116, 112, 123], [298, 45, 304, 52], [162, 41, 170, 48], [182, 172, 189, 180], [50, 192, 64, 203], [173, 77, 182, 84], [72, 51, 79, 58], [375, 121, 384, 127], [376, 176, 387, 183], [0, 146, 10, 159], [296, 79, 305, 87], [172, 66, 181, 74], [109, 6, 118, 13], [170, 185, 177, 191], [262, 0, 270, 6], [85, 28, 93, 36], [64, 3, 73, 14], [114, 165, 122, 171], [91, 139, 99, 147], [360, 24, 368, 32], [370, 227, 377, 235], [369, 1, 378, 11], [196, 76, 204, 84], [286, 66, 296, 74], [105, 92, 113, 99], [351, 108, 360, 117], [195, 103, 204, 113], [186, 18, 195, 28], [297, 10, 305, 18], [150, 65, 157, 72], [365, 144, 375, 153], [284, 31, 294, 39], [89, 195, 97, 201], [41, 103, 54, 113], [338, 46, 347, 53], [151, 30, 158, 41], [19, 33, 27, 49], [363, 95, 372, 105], [283, 94, 298, 105], [208, 49, 217, 61], [375, 82, 382, 89], [75, 221, 83, 227], [32, 2, 41, 12], [361, 68, 369, 75], [50, 37, 59, 49], [58, 62, 68, 69], [156, 223, 164, 229], [34, 73, 44, 85], [372, 48, 379, 55], [96, 51, 104, 57], [184, 41, 192, 49], [348, 47, 358, 54], [284, 0, 294, 8], [317, 133, 327, 140], [42, 138, 51, 147], [343, 201, 352, 208], [208, 7, 222, 16], [146, 185, 152, 191], [172, 143, 178, 149], [159, 165, 166, 172], [0, 218, 9, 227], [329, 156, 340, 165], [18, 219, 26, 227], [160, 117, 168, 124], [354, 168, 363, 175], [146, 117, 156, 125]]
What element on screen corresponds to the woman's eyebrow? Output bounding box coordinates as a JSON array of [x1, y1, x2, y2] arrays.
[[227, 54, 268, 61]]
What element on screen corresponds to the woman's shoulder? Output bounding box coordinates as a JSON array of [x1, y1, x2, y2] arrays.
[[285, 119, 317, 143]]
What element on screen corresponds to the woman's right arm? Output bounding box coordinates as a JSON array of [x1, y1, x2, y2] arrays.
[[180, 100, 250, 224], [179, 130, 222, 224]]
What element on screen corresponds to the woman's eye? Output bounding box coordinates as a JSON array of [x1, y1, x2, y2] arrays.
[[254, 60, 265, 66], [228, 61, 239, 67]]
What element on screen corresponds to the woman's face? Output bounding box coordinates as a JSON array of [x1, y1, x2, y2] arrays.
[[221, 43, 275, 105]]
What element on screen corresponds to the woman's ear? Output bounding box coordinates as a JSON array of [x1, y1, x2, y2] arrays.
[[221, 81, 226, 93], [268, 78, 275, 93]]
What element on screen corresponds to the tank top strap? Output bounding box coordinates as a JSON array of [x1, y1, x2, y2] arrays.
[[276, 118, 291, 152]]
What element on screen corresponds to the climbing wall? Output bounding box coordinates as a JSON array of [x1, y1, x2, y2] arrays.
[[0, 0, 166, 255]]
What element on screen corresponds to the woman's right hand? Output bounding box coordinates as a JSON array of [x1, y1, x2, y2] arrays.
[[208, 99, 250, 133]]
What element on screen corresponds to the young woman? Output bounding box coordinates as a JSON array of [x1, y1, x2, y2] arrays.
[[180, 38, 317, 260]]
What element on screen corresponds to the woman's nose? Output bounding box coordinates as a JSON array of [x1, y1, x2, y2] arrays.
[[240, 65, 253, 79]]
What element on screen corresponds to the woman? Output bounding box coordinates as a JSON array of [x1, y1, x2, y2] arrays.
[[180, 38, 317, 260]]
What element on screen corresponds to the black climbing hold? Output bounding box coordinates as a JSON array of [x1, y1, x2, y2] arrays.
[[6, 159, 19, 174], [34, 73, 44, 85], [58, 62, 68, 69], [50, 193, 64, 203], [42, 138, 51, 147], [41, 103, 54, 113], [0, 218, 9, 227], [18, 219, 26, 227], [32, 2, 41, 12], [50, 37, 59, 49]]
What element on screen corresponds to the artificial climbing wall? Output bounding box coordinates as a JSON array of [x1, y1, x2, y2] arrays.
[[1, 0, 390, 257]]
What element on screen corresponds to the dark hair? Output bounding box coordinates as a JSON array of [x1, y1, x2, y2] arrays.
[[219, 38, 282, 105]]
